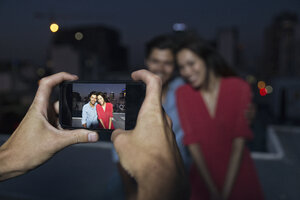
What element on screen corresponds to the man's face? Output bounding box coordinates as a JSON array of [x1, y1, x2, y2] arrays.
[[90, 94, 97, 105], [146, 48, 175, 86]]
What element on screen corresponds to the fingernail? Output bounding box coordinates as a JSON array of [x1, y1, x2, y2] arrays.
[[88, 132, 98, 142]]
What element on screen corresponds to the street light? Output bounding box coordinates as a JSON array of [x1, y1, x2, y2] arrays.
[[50, 23, 59, 32]]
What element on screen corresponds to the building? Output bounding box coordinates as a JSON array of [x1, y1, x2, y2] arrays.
[[48, 25, 129, 80], [216, 27, 240, 71], [263, 12, 300, 78]]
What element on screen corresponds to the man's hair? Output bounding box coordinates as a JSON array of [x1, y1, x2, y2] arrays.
[[145, 34, 176, 59], [88, 91, 97, 99]]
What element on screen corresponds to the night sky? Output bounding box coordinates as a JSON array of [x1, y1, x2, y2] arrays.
[[0, 0, 299, 69], [73, 83, 125, 98]]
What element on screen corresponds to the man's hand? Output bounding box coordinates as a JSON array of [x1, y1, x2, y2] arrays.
[[112, 70, 188, 200], [0, 72, 98, 181]]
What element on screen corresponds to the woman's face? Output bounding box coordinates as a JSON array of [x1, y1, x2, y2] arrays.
[[177, 49, 207, 89], [97, 95, 105, 105]]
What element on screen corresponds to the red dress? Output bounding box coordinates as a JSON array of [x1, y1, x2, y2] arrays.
[[176, 77, 264, 200], [96, 103, 115, 129]]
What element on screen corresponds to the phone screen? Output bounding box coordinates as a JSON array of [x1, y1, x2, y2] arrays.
[[72, 83, 126, 130], [60, 81, 145, 136]]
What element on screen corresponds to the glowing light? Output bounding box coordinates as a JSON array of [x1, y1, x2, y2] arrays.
[[37, 68, 45, 76], [46, 60, 52, 68], [75, 32, 83, 40], [50, 23, 59, 32], [173, 23, 186, 31], [260, 88, 267, 96], [257, 81, 266, 89], [266, 85, 273, 94], [246, 75, 256, 84]]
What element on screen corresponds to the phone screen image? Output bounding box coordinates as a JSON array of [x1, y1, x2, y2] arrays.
[[72, 83, 126, 130], [60, 80, 145, 140]]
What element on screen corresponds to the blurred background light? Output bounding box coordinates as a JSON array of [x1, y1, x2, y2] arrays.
[[259, 88, 267, 96], [257, 81, 266, 89], [266, 85, 273, 94], [172, 23, 187, 32], [50, 23, 59, 32], [246, 75, 256, 84], [36, 67, 45, 77], [75, 32, 84, 40]]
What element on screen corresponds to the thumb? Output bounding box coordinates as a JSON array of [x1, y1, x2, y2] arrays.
[[59, 129, 99, 147], [111, 128, 125, 143], [111, 129, 130, 156]]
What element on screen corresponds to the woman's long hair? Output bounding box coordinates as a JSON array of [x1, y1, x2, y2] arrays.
[[176, 38, 236, 89], [96, 92, 110, 104]]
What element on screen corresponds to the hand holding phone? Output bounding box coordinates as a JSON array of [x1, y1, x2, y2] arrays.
[[59, 80, 145, 141], [111, 70, 188, 200], [0, 72, 98, 181]]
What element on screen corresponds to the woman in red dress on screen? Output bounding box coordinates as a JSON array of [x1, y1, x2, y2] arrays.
[[96, 92, 115, 130], [175, 39, 264, 200]]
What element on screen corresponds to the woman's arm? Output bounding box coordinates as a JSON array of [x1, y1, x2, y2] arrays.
[[109, 118, 112, 129], [109, 103, 113, 129], [99, 119, 106, 129], [188, 144, 221, 199], [222, 137, 245, 200]]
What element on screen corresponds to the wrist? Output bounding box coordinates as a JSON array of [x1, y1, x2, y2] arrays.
[[136, 155, 185, 200], [0, 147, 17, 181]]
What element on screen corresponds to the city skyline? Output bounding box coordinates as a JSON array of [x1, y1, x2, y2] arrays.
[[0, 0, 299, 69], [73, 83, 125, 99]]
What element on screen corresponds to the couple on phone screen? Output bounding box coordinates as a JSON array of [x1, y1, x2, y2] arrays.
[[81, 91, 114, 130]]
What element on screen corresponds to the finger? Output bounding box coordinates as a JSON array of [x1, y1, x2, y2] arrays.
[[111, 128, 127, 143], [164, 112, 173, 129], [34, 72, 78, 115], [59, 129, 98, 147], [131, 69, 162, 106], [111, 129, 129, 155]]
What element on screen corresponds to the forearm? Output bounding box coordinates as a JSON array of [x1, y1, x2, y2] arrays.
[[222, 138, 245, 199], [117, 163, 137, 200], [188, 144, 219, 194], [99, 119, 105, 128], [137, 156, 187, 200], [0, 146, 23, 181], [109, 118, 112, 129]]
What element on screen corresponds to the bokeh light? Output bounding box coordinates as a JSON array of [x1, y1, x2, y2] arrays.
[[173, 23, 187, 31], [75, 32, 84, 40], [36, 68, 45, 77], [50, 23, 59, 32], [266, 85, 273, 94], [257, 81, 266, 89], [246, 75, 256, 84], [260, 88, 267, 96]]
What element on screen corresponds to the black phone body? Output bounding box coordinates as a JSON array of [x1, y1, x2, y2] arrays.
[[59, 80, 145, 141]]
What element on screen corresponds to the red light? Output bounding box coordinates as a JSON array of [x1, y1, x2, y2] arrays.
[[260, 88, 267, 96]]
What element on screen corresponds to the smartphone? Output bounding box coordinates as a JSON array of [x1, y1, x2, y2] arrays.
[[59, 80, 145, 141]]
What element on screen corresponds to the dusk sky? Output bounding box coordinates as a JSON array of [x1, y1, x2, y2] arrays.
[[0, 0, 299, 68], [73, 83, 125, 98]]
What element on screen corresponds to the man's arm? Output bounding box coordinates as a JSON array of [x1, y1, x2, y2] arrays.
[[82, 105, 87, 128], [112, 70, 188, 200], [0, 72, 98, 181]]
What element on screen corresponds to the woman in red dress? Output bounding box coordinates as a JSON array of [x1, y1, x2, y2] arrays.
[[175, 39, 264, 200], [96, 92, 115, 130]]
